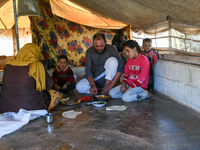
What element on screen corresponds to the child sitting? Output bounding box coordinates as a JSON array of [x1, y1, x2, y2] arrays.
[[141, 38, 158, 92], [109, 40, 150, 102], [52, 55, 76, 95]]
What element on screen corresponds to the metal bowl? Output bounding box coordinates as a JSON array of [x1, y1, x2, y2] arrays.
[[94, 95, 110, 102]]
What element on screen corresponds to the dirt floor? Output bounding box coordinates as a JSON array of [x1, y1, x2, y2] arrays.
[[1, 90, 200, 150]]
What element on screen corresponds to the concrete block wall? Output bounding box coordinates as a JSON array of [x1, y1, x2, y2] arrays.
[[154, 59, 200, 112]]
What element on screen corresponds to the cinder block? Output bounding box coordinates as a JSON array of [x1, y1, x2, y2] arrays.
[[185, 64, 200, 88], [190, 87, 200, 110], [194, 90, 200, 109], [184, 85, 200, 110], [154, 75, 161, 92], [154, 60, 163, 76], [171, 62, 185, 83], [155, 60, 172, 79], [190, 66, 200, 88], [170, 81, 185, 102], [162, 77, 173, 96], [154, 75, 165, 93], [162, 61, 172, 79], [185, 65, 193, 86]]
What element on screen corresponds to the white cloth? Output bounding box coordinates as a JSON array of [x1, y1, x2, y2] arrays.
[[76, 57, 118, 94], [62, 110, 82, 119], [104, 57, 118, 80], [106, 105, 127, 111], [75, 78, 91, 93], [0, 109, 47, 138]]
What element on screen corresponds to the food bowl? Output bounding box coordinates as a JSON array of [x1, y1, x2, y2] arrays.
[[92, 101, 107, 107], [94, 95, 110, 102]]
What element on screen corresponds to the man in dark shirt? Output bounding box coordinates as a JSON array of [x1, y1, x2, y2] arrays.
[[76, 33, 124, 95]]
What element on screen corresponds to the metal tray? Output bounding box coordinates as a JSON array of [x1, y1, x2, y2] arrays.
[[94, 95, 110, 102], [61, 99, 82, 106]]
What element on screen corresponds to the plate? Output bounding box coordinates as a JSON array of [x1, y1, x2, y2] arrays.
[[92, 101, 107, 107], [61, 99, 82, 106], [94, 95, 110, 102]]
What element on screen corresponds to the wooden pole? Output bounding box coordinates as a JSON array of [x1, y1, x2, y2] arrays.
[[167, 15, 171, 54], [129, 25, 132, 40], [12, 0, 20, 51]]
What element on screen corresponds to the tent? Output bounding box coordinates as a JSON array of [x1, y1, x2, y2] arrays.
[[1, 0, 200, 60], [0, 0, 30, 29], [0, 0, 200, 33]]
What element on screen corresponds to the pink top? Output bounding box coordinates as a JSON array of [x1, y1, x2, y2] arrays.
[[141, 50, 158, 68], [122, 53, 150, 90]]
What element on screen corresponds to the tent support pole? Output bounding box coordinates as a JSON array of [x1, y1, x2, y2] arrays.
[[129, 25, 132, 40], [167, 15, 171, 54], [13, 0, 20, 51]]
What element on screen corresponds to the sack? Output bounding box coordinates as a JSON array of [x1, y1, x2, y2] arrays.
[[48, 90, 61, 111], [17, 0, 41, 16]]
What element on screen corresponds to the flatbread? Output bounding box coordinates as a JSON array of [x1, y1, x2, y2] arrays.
[[62, 110, 82, 119], [106, 105, 127, 111]]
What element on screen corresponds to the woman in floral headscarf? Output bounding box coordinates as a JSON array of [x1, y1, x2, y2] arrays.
[[0, 43, 60, 113]]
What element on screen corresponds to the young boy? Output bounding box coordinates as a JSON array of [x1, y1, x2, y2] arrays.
[[141, 38, 157, 68], [141, 38, 158, 92], [52, 55, 76, 95]]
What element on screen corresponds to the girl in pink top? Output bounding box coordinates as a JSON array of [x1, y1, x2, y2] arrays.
[[109, 40, 150, 102]]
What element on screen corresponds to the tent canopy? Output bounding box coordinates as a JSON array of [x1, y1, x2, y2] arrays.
[[0, 0, 200, 34]]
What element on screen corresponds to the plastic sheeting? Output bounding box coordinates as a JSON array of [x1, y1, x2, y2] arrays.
[[135, 20, 200, 36], [49, 0, 127, 29], [69, 0, 200, 35], [0, 0, 30, 29], [17, 0, 40, 16], [1, 0, 200, 35], [0, 28, 32, 55]]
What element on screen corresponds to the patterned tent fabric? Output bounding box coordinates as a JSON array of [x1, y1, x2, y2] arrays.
[[30, 0, 129, 66]]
